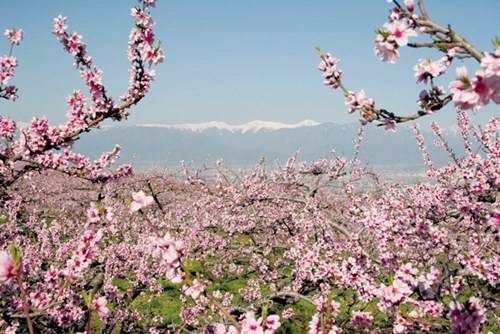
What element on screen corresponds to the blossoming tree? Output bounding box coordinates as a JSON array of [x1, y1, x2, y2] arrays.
[[0, 0, 499, 333]]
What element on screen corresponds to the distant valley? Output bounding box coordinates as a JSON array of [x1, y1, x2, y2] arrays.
[[75, 120, 467, 181]]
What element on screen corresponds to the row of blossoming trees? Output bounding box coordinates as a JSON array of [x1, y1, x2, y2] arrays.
[[0, 0, 499, 333]]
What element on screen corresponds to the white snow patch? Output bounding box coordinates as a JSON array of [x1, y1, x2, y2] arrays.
[[137, 120, 321, 133]]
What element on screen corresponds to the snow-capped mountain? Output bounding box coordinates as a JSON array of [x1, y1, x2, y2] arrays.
[[77, 120, 467, 173], [137, 120, 321, 133]]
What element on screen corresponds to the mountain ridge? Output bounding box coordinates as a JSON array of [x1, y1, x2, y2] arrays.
[[134, 119, 321, 133], [77, 121, 467, 172]]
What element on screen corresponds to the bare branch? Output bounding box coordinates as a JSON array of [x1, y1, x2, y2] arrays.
[[417, 0, 429, 20]]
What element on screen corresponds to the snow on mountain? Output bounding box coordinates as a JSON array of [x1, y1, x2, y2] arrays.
[[76, 120, 467, 173], [137, 120, 321, 133]]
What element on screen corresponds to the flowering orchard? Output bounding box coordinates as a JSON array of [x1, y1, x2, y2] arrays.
[[0, 0, 499, 333]]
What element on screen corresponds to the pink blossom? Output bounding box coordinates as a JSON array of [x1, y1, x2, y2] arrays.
[[393, 314, 412, 333], [374, 36, 399, 63], [481, 47, 500, 104], [378, 280, 413, 311], [53, 15, 68, 36], [481, 47, 500, 77], [0, 118, 17, 141], [318, 53, 342, 88], [240, 312, 264, 334], [4, 29, 23, 45], [350, 311, 373, 327], [150, 233, 185, 282], [0, 251, 15, 282], [395, 263, 418, 286], [345, 89, 374, 113], [141, 0, 157, 8], [281, 308, 294, 318], [413, 56, 451, 83], [383, 20, 417, 46], [93, 296, 109, 319], [207, 324, 240, 334], [86, 204, 100, 225], [130, 190, 154, 212], [263, 315, 281, 331], [449, 66, 494, 111], [404, 0, 415, 12], [448, 297, 486, 334], [182, 279, 207, 300], [382, 119, 397, 131], [0, 320, 19, 334]]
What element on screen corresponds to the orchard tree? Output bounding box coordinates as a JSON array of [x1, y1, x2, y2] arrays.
[[0, 0, 164, 194]]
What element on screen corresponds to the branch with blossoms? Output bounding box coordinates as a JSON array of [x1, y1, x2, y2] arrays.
[[318, 0, 499, 130], [0, 29, 23, 101], [0, 0, 164, 192]]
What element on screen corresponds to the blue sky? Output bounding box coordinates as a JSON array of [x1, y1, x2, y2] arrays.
[[0, 0, 498, 126]]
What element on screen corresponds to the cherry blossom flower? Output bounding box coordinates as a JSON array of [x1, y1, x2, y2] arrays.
[[414, 56, 451, 83], [53, 15, 68, 36], [404, 0, 415, 12], [377, 280, 413, 311], [345, 89, 375, 114], [383, 20, 417, 46], [449, 66, 493, 111], [182, 279, 207, 300], [206, 324, 240, 334], [0, 251, 15, 282], [382, 119, 397, 131], [481, 47, 500, 77], [4, 29, 23, 45], [141, 0, 157, 8], [130, 190, 154, 212], [350, 311, 373, 327], [448, 297, 486, 334], [263, 315, 281, 331], [93, 296, 109, 319], [281, 308, 294, 318], [240, 312, 264, 334], [318, 53, 342, 88], [374, 36, 400, 63]]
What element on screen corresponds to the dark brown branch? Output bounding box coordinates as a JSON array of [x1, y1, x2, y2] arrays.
[[407, 41, 455, 49], [146, 180, 165, 214]]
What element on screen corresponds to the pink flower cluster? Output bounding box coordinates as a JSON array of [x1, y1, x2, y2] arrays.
[[449, 47, 500, 111], [150, 233, 185, 282], [0, 118, 16, 141], [414, 54, 452, 83], [52, 15, 115, 119], [0, 53, 19, 100], [210, 312, 281, 334], [64, 229, 103, 280], [123, 3, 164, 103], [183, 278, 208, 300], [0, 250, 15, 282], [377, 279, 413, 311], [4, 29, 23, 45], [448, 298, 486, 334], [374, 4, 417, 63], [345, 90, 374, 114], [350, 311, 373, 328], [130, 190, 154, 212], [318, 53, 342, 89], [93, 295, 110, 319], [0, 0, 163, 187], [309, 298, 342, 334]]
